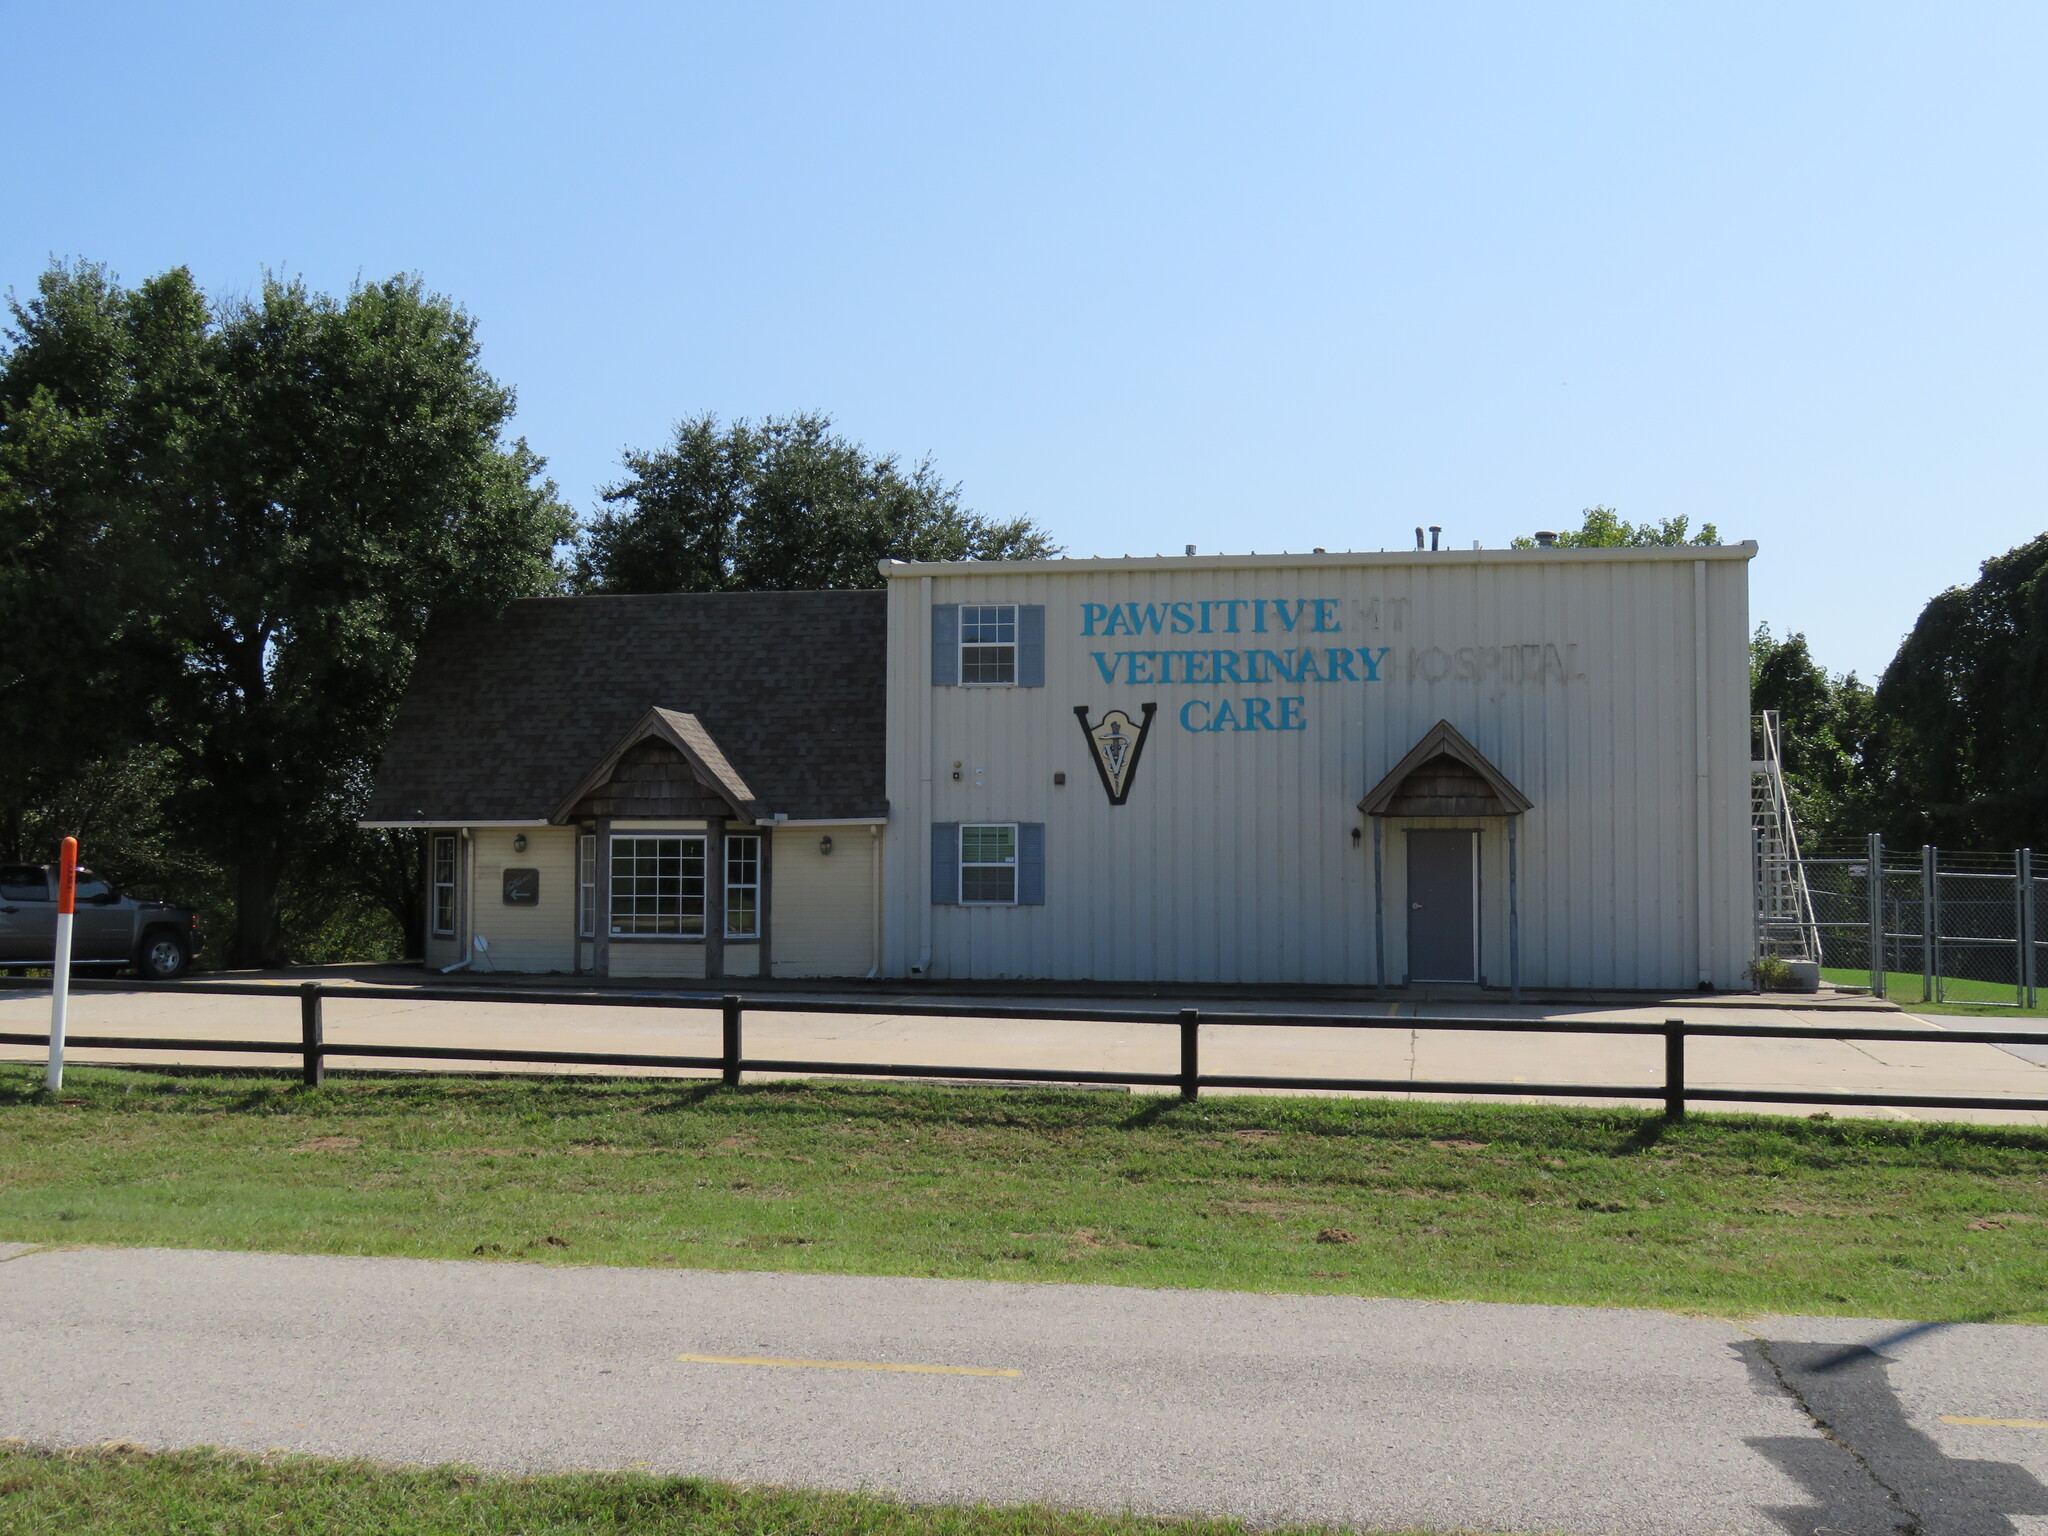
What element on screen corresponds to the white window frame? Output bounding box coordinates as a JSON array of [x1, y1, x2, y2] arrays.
[[959, 603, 1018, 686], [724, 832, 761, 939], [430, 834, 458, 937], [608, 834, 707, 938], [577, 833, 597, 939], [959, 823, 1020, 905]]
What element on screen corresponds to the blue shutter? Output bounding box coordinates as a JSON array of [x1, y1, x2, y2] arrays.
[[931, 605, 960, 685], [930, 822, 960, 904], [1017, 605, 1045, 687], [1017, 823, 1045, 905]]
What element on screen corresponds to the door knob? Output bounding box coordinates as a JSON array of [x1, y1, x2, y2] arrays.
[[1410, 902, 1423, 910]]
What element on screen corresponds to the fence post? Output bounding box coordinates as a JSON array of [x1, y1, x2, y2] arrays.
[[299, 982, 324, 1088], [1866, 832, 1885, 998], [721, 994, 742, 1087], [2023, 848, 2037, 1009], [1663, 1019, 1685, 1119], [1921, 845, 1937, 1004], [1179, 1008, 1200, 1101]]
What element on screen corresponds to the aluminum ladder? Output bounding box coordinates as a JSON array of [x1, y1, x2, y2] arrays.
[[1752, 711, 1821, 960]]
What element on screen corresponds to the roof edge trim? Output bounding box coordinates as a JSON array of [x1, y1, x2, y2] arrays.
[[881, 541, 1757, 578]]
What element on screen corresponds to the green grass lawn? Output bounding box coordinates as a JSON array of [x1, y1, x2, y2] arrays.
[[0, 1445, 1487, 1536], [1821, 966, 2045, 1013], [3, 1064, 2046, 1321]]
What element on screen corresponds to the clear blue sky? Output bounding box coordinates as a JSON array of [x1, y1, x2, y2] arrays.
[[7, 1, 2043, 681]]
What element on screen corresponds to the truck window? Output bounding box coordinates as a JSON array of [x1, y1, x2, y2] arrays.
[[0, 866, 49, 902], [74, 872, 114, 903]]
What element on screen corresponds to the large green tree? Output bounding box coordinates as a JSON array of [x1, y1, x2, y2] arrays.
[[1749, 623, 1877, 847], [574, 412, 1057, 593], [1870, 533, 2048, 851], [1513, 505, 1722, 548], [0, 262, 572, 964]]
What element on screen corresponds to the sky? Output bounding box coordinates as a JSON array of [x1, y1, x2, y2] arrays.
[[5, 1, 2044, 681]]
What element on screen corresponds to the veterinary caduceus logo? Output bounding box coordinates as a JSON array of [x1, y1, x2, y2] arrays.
[[1073, 703, 1157, 805]]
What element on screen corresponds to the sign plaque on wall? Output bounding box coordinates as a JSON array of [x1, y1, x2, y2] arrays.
[[1073, 703, 1157, 805]]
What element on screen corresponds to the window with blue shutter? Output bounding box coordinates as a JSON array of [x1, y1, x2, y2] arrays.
[[931, 606, 960, 685], [930, 822, 960, 904], [932, 603, 1044, 686]]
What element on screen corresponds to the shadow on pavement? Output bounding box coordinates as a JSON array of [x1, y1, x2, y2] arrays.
[[1736, 1337, 2048, 1536]]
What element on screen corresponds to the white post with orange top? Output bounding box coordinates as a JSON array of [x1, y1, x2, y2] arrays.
[[47, 836, 77, 1092]]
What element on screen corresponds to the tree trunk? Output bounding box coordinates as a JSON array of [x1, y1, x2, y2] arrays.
[[229, 843, 288, 968]]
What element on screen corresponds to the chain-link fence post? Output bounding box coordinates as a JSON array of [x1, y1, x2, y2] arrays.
[[1866, 832, 1885, 998], [2023, 847, 2037, 1009], [1920, 845, 1937, 1003]]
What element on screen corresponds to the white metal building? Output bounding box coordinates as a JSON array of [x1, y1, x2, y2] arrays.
[[367, 542, 1756, 992], [882, 543, 1757, 991]]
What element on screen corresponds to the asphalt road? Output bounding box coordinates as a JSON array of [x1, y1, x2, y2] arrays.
[[3, 1245, 2046, 1535]]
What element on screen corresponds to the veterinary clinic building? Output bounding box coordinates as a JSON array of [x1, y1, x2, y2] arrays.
[[366, 542, 1758, 991]]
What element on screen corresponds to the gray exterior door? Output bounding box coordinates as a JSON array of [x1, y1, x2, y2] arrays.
[[1406, 829, 1477, 982]]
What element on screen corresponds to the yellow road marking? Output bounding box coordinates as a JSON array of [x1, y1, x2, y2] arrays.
[[1942, 1416, 2048, 1428], [677, 1352, 1019, 1377]]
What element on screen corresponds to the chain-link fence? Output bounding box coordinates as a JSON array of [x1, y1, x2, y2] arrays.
[[1799, 839, 2041, 1005]]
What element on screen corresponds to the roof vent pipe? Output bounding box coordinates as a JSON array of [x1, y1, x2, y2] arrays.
[[1414, 527, 1425, 550], [1428, 525, 1442, 551], [1185, 544, 1195, 556], [1534, 530, 1558, 548]]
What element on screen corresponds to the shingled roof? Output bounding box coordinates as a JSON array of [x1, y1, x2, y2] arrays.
[[364, 590, 887, 825]]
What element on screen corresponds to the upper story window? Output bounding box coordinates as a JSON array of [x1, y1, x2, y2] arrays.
[[960, 604, 1017, 685], [932, 603, 1042, 687]]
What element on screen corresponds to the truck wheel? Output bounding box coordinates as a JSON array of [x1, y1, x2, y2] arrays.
[[136, 931, 190, 980]]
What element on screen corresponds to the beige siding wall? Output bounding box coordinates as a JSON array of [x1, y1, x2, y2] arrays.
[[469, 826, 577, 973], [772, 824, 880, 978], [884, 545, 1755, 990], [609, 943, 708, 980]]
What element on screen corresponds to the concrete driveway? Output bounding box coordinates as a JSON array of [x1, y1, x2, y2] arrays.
[[2, 969, 2045, 1124]]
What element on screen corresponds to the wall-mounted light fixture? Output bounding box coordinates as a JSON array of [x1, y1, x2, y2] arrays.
[[819, 835, 834, 856], [1053, 771, 1066, 786], [1351, 826, 1362, 848], [512, 833, 528, 854]]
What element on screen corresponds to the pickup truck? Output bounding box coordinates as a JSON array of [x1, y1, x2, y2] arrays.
[[0, 864, 203, 979]]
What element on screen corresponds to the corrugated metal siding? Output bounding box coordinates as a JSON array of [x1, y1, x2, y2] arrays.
[[884, 547, 1754, 989], [772, 825, 879, 978], [469, 827, 577, 973]]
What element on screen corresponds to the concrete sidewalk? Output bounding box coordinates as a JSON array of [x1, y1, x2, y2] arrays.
[[3, 973, 2045, 1123], [3, 1244, 2046, 1535]]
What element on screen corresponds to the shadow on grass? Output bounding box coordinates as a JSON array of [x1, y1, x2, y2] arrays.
[[5, 1062, 2048, 1161]]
